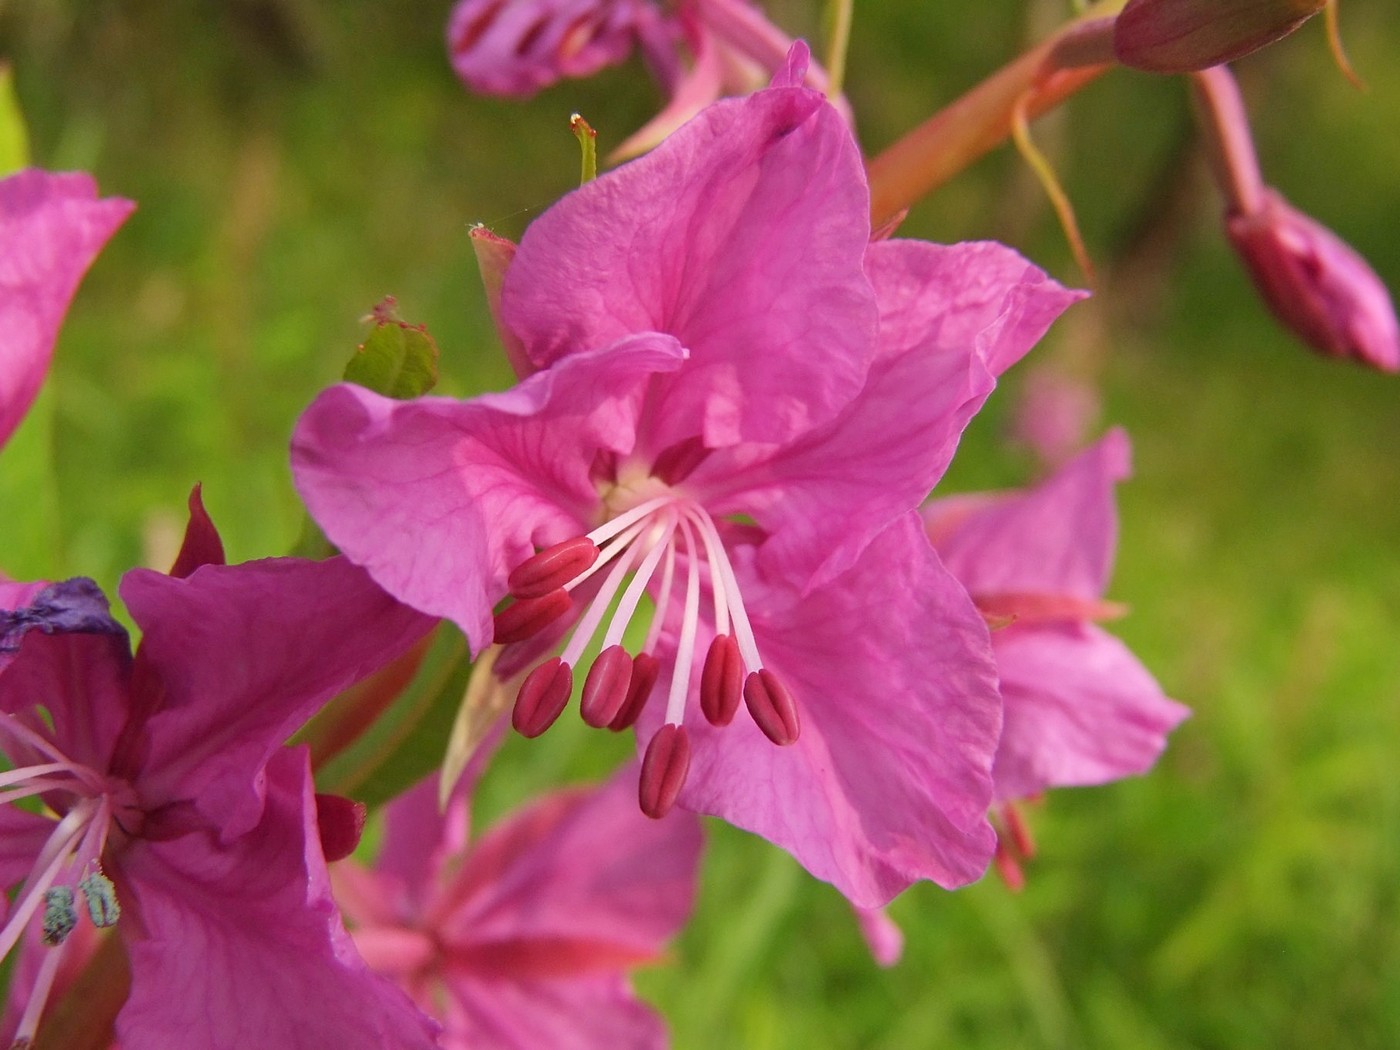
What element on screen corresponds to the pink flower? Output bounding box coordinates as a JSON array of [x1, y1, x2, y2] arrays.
[[293, 48, 1081, 906], [1, 169, 132, 449], [334, 772, 703, 1050], [0, 506, 438, 1048], [447, 0, 847, 157], [922, 430, 1189, 804]]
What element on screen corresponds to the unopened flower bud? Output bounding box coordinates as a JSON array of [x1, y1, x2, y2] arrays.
[[1114, 0, 1325, 73], [1226, 189, 1399, 371]]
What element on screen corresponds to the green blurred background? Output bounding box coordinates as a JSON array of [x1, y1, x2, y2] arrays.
[[2, 1, 1397, 1047]]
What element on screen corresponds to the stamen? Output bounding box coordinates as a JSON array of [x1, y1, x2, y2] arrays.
[[511, 657, 573, 738], [608, 653, 659, 732], [492, 589, 572, 645], [742, 669, 800, 746], [507, 537, 600, 599], [39, 887, 77, 947], [682, 506, 762, 672], [700, 635, 743, 727], [638, 724, 691, 819], [10, 933, 68, 1050], [79, 871, 121, 928], [661, 518, 704, 727], [579, 645, 634, 728]]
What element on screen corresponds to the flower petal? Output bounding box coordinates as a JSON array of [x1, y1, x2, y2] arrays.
[[116, 748, 438, 1050], [292, 334, 685, 650], [441, 973, 667, 1050], [662, 514, 1000, 907], [502, 84, 876, 450], [992, 623, 1190, 800], [119, 556, 434, 836], [0, 169, 133, 447], [0, 580, 132, 772], [441, 771, 702, 958], [925, 429, 1131, 601], [688, 239, 1081, 592]]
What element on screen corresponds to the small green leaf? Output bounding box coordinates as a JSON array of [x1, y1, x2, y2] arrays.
[[342, 297, 440, 399], [0, 64, 31, 175]]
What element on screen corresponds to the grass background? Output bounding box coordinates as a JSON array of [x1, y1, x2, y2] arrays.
[[2, 1, 1398, 1047]]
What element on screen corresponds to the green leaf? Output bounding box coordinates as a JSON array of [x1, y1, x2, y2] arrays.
[[342, 298, 440, 399], [0, 63, 31, 175], [305, 620, 475, 809]]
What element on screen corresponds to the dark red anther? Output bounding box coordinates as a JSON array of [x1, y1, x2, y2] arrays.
[[507, 537, 600, 599], [511, 657, 573, 738], [580, 645, 633, 728], [638, 723, 691, 819], [493, 588, 572, 644], [700, 634, 743, 727], [743, 668, 800, 746], [608, 652, 659, 731]]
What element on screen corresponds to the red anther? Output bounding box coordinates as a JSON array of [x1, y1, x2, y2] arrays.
[[700, 634, 743, 727], [492, 588, 572, 644], [1003, 802, 1037, 860], [580, 645, 634, 727], [608, 652, 659, 731], [638, 723, 691, 819], [508, 537, 600, 599], [511, 657, 573, 738], [743, 668, 800, 746]]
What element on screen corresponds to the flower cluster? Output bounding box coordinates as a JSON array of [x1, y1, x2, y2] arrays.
[[34, 0, 1400, 1036]]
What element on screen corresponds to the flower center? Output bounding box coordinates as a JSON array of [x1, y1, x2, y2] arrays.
[[0, 713, 131, 1049], [492, 490, 800, 819]]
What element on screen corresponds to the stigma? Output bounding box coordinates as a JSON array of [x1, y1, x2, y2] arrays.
[[492, 491, 800, 819]]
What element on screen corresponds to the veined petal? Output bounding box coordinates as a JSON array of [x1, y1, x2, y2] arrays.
[[292, 334, 686, 650], [0, 807, 56, 891], [439, 771, 702, 956], [442, 973, 667, 1050], [0, 169, 133, 447], [119, 557, 434, 838], [992, 623, 1189, 800], [502, 84, 876, 450], [688, 239, 1082, 593], [116, 748, 438, 1050], [663, 514, 1000, 907], [926, 429, 1131, 600]]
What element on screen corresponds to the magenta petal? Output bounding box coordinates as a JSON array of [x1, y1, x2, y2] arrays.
[[502, 84, 876, 450], [668, 514, 1000, 906], [0, 807, 56, 890], [447, 0, 643, 98], [0, 585, 131, 772], [0, 169, 133, 447], [292, 334, 685, 650], [119, 556, 434, 836], [443, 770, 702, 952], [853, 905, 904, 968], [690, 239, 1082, 591], [992, 623, 1189, 800], [926, 429, 1131, 601], [116, 749, 438, 1050], [444, 973, 667, 1050]]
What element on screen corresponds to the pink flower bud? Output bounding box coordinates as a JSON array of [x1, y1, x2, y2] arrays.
[[1226, 189, 1399, 371], [1114, 0, 1324, 73]]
